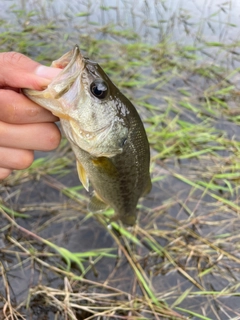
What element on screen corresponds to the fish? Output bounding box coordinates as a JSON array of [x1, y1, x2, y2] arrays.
[[23, 45, 151, 225]]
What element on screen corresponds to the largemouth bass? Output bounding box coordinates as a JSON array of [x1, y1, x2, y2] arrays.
[[24, 45, 151, 225]]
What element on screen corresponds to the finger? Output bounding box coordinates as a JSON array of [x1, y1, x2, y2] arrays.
[[0, 89, 59, 124], [0, 121, 61, 151], [0, 52, 61, 90], [0, 168, 12, 180], [0, 146, 34, 170]]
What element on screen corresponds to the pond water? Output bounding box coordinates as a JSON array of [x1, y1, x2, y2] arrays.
[[1, 0, 240, 319], [2, 0, 240, 42]]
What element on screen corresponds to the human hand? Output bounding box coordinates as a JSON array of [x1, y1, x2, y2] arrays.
[[0, 52, 62, 180]]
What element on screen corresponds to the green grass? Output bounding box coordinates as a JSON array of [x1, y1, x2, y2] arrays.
[[1, 0, 240, 319]]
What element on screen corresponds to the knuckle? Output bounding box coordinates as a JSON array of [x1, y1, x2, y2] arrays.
[[5, 95, 18, 123], [1, 51, 25, 66], [0, 91, 16, 123]]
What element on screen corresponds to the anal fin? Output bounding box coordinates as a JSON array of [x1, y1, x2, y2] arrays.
[[88, 192, 109, 213], [76, 161, 89, 191]]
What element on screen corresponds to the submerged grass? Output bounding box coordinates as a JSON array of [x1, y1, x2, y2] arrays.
[[1, 0, 240, 319]]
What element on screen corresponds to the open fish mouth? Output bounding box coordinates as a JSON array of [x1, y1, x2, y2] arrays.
[[52, 45, 84, 70]]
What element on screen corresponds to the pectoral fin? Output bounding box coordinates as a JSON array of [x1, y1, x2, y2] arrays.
[[76, 161, 89, 191], [91, 157, 118, 176], [88, 192, 109, 213]]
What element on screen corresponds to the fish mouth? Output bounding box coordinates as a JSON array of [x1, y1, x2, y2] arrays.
[[66, 45, 85, 71], [52, 45, 85, 71], [52, 45, 99, 81]]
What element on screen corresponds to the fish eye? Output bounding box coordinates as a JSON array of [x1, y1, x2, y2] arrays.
[[90, 79, 108, 100]]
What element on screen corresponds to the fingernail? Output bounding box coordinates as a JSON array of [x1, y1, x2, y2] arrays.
[[35, 65, 61, 80]]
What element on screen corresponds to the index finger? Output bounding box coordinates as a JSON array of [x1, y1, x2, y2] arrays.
[[0, 52, 61, 90]]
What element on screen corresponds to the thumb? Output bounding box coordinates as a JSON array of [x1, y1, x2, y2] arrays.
[[0, 51, 61, 90]]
